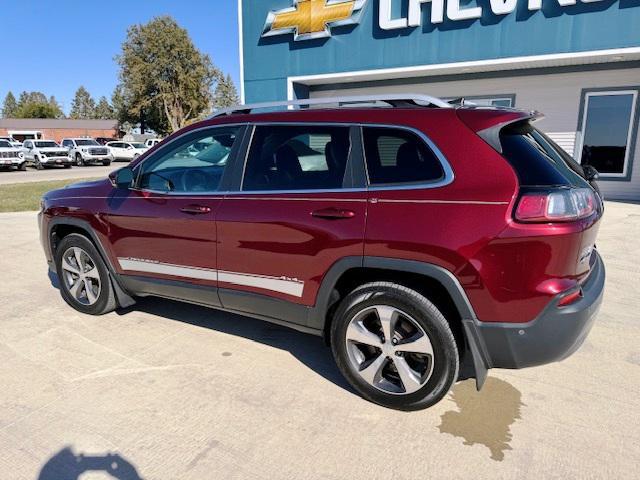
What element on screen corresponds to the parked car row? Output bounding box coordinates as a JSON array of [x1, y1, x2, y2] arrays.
[[0, 136, 163, 171]]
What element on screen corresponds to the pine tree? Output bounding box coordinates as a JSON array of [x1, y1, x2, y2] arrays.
[[48, 96, 64, 118], [94, 96, 115, 119], [2, 92, 18, 118], [212, 74, 239, 111], [70, 86, 96, 119]]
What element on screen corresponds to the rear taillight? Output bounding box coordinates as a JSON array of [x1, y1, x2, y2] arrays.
[[515, 188, 598, 223]]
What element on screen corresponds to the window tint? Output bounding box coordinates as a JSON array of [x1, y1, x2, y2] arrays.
[[500, 122, 590, 188], [138, 126, 239, 193], [580, 91, 637, 176], [243, 125, 350, 191], [363, 127, 444, 185]]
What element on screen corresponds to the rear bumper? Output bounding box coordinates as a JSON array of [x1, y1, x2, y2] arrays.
[[465, 251, 605, 369]]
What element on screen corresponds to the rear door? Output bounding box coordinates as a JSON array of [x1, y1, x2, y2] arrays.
[[215, 123, 367, 326], [105, 125, 246, 305]]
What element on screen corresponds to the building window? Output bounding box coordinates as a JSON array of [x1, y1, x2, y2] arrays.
[[578, 89, 639, 178], [444, 95, 515, 108]]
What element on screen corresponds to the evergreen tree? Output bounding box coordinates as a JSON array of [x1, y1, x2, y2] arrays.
[[2, 92, 18, 117], [14, 91, 62, 118], [94, 96, 115, 119], [69, 86, 96, 119], [212, 74, 240, 111]]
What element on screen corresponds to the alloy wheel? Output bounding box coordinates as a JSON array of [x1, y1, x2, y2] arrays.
[[61, 247, 102, 306], [345, 305, 435, 395]]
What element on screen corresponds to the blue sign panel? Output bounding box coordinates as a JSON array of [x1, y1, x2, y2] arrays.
[[242, 0, 640, 102]]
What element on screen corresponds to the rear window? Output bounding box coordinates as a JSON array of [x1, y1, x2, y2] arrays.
[[363, 127, 444, 186], [500, 122, 590, 187]]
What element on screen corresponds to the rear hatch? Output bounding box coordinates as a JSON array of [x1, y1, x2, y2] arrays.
[[458, 107, 603, 281]]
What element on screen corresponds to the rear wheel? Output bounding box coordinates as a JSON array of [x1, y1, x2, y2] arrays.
[[331, 282, 459, 411], [75, 153, 84, 167], [55, 234, 117, 315]]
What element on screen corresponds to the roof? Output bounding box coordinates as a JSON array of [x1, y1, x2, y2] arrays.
[[0, 118, 118, 130]]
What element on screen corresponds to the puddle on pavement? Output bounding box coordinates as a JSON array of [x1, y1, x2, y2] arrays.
[[438, 377, 524, 461]]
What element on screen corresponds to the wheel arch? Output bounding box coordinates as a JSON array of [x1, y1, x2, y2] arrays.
[[48, 218, 135, 309], [310, 256, 489, 389]]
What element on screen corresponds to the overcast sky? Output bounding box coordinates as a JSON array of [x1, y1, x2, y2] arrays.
[[1, 0, 240, 114]]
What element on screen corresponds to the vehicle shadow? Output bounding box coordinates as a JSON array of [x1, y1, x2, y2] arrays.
[[47, 269, 353, 393], [38, 447, 142, 479], [119, 295, 355, 393]]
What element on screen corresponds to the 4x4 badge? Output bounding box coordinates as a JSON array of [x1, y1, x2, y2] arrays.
[[262, 0, 368, 42]]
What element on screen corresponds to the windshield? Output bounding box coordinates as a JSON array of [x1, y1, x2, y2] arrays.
[[76, 139, 99, 146], [35, 141, 59, 148], [0, 140, 11, 148], [131, 143, 146, 149]]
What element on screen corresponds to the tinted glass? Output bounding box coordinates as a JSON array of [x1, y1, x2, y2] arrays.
[[243, 125, 350, 191], [581, 93, 636, 175], [138, 126, 239, 193], [35, 141, 58, 148], [363, 127, 444, 185], [0, 141, 11, 148], [76, 139, 99, 146], [500, 122, 590, 188]]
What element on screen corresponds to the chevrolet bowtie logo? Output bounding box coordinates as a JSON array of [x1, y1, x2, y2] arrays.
[[262, 0, 367, 41]]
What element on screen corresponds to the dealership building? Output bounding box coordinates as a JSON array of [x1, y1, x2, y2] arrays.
[[240, 0, 640, 200]]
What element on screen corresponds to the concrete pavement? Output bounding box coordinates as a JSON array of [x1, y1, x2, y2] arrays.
[[0, 202, 639, 479], [0, 164, 118, 185]]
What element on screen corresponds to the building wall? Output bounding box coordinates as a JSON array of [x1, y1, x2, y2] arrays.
[[309, 65, 640, 200], [0, 128, 118, 144], [242, 0, 640, 102]]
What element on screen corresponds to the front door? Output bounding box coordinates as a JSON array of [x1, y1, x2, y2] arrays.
[[216, 124, 367, 326], [104, 125, 245, 304]]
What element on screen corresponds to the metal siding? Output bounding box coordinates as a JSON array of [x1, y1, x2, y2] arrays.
[[242, 0, 640, 102], [309, 67, 640, 200]]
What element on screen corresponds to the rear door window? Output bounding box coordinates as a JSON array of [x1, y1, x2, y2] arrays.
[[362, 127, 445, 186], [242, 125, 350, 191]]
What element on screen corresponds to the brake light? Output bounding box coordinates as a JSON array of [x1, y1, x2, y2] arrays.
[[515, 188, 597, 223]]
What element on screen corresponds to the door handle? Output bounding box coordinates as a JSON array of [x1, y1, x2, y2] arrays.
[[180, 204, 212, 215], [311, 207, 356, 220]]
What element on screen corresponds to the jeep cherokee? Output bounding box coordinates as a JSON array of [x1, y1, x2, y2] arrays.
[[39, 95, 605, 411]]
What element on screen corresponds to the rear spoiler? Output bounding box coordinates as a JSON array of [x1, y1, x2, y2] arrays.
[[456, 107, 544, 154]]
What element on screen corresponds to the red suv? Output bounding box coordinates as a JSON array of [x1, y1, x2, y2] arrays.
[[39, 95, 605, 410]]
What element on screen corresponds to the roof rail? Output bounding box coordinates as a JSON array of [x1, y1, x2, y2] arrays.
[[210, 94, 452, 118]]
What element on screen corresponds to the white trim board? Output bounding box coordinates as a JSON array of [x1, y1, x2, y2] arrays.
[[238, 0, 246, 103], [286, 47, 640, 99]]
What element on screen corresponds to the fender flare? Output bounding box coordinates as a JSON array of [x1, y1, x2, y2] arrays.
[[309, 256, 489, 389], [47, 217, 136, 308]]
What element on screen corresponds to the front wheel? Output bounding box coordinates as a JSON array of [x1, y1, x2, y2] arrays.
[[55, 234, 117, 315], [19, 162, 27, 171], [102, 160, 111, 167], [75, 154, 84, 167], [35, 158, 44, 170], [331, 282, 459, 411]]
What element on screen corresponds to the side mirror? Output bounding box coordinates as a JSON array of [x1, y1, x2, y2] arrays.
[[582, 164, 599, 182], [109, 167, 134, 189]]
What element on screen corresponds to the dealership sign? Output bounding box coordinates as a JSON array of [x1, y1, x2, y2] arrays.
[[262, 0, 612, 41]]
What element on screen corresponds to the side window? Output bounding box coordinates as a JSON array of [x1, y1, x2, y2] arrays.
[[363, 127, 445, 186], [243, 125, 350, 191], [138, 126, 240, 193]]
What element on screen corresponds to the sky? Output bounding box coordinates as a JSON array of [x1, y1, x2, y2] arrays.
[[1, 0, 240, 115]]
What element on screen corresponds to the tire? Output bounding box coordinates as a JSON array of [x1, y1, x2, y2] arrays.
[[19, 162, 27, 171], [64, 164, 72, 169], [102, 161, 111, 167], [330, 282, 459, 411], [35, 158, 44, 170], [75, 153, 84, 167], [54, 233, 117, 315]]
